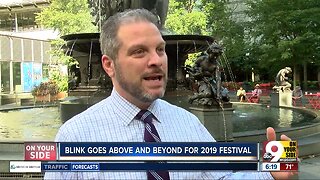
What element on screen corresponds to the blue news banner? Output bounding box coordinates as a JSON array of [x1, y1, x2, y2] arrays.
[[42, 142, 259, 171]]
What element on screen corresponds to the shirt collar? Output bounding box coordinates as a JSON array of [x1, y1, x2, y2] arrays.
[[110, 88, 162, 126]]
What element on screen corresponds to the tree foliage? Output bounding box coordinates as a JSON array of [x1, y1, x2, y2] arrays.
[[246, 0, 320, 77], [36, 0, 97, 36], [166, 0, 254, 81], [36, 0, 320, 83], [165, 0, 207, 35], [35, 0, 96, 91], [200, 0, 251, 81]]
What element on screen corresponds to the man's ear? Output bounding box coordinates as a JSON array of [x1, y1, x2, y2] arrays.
[[101, 55, 115, 78]]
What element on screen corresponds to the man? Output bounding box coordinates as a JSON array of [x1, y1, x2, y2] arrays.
[[292, 86, 303, 106], [45, 9, 294, 179]]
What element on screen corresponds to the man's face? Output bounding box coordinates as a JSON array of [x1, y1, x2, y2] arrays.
[[112, 21, 167, 105]]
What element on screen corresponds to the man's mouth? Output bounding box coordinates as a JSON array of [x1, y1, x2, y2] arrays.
[[144, 75, 163, 81]]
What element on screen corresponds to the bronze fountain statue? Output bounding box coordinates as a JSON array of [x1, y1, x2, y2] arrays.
[[187, 43, 230, 106]]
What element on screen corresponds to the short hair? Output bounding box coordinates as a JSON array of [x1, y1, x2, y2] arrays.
[[99, 9, 161, 60]]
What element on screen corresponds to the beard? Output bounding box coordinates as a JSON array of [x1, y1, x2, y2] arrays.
[[114, 62, 167, 103]]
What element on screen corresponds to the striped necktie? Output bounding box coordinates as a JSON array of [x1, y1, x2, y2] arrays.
[[136, 110, 170, 180]]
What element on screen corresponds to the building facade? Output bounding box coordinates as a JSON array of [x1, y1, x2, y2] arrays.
[[0, 0, 56, 94]]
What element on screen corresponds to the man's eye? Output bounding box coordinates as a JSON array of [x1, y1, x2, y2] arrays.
[[132, 49, 145, 55], [157, 47, 165, 53]]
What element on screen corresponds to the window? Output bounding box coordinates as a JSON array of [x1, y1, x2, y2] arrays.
[[0, 62, 10, 92], [13, 62, 21, 91], [0, 10, 41, 32]]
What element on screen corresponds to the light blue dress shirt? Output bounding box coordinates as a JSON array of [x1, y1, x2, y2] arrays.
[[45, 89, 273, 179]]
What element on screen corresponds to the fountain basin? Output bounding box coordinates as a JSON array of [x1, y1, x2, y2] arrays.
[[0, 104, 320, 165], [0, 104, 318, 142], [0, 106, 61, 141], [232, 104, 317, 132]]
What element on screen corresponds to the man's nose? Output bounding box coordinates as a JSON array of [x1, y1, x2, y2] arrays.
[[147, 51, 163, 67]]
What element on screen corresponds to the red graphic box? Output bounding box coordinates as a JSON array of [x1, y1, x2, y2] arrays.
[[24, 142, 57, 161]]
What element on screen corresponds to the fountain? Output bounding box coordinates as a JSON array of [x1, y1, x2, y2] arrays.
[[1, 1, 319, 177], [0, 107, 61, 141], [60, 1, 217, 118], [1, 104, 319, 176], [60, 33, 214, 121], [60, 0, 235, 141], [0, 104, 319, 152], [0, 0, 318, 147]]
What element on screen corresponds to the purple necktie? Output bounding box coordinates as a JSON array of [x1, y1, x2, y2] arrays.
[[136, 110, 170, 180]]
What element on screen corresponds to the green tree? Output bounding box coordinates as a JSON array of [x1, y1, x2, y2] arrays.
[[48, 39, 75, 92], [36, 0, 97, 92], [166, 0, 251, 82], [246, 0, 320, 87], [165, 0, 207, 35], [200, 0, 251, 82], [165, 0, 208, 67], [36, 0, 97, 36]]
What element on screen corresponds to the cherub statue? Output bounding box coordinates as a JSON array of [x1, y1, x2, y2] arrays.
[[187, 43, 229, 106], [273, 67, 292, 92]]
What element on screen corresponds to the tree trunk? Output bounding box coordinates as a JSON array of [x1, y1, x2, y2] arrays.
[[318, 66, 320, 89], [303, 62, 308, 90], [293, 64, 297, 88]]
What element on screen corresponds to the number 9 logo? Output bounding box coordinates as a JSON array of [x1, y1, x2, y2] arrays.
[[265, 141, 284, 162]]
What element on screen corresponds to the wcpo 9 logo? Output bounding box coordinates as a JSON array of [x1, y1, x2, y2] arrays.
[[263, 141, 297, 162]]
